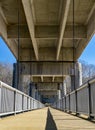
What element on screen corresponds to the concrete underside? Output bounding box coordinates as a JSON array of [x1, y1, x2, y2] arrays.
[[0, 0, 95, 96], [0, 108, 95, 130]]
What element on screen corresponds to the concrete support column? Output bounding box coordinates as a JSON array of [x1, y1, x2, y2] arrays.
[[59, 83, 64, 98], [12, 63, 16, 88], [32, 84, 36, 99], [38, 94, 41, 101], [28, 82, 36, 98], [35, 84, 41, 101], [29, 82, 33, 96], [35, 90, 39, 100], [71, 62, 82, 91], [57, 84, 61, 109], [75, 62, 82, 87], [63, 76, 71, 94], [29, 83, 41, 101], [57, 90, 61, 100], [12, 63, 18, 89], [57, 83, 61, 100], [18, 75, 24, 92], [12, 63, 25, 92], [71, 75, 75, 91], [63, 81, 67, 95]]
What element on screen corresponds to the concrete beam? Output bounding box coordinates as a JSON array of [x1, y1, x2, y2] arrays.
[[7, 25, 87, 39], [0, 6, 8, 24], [41, 76, 43, 82], [22, 0, 39, 60], [37, 83, 58, 90], [85, 2, 95, 25], [32, 76, 65, 83], [52, 76, 55, 82], [32, 76, 41, 82], [56, 0, 71, 60], [20, 47, 73, 61], [0, 9, 18, 59], [7, 25, 30, 39], [75, 8, 95, 60], [40, 91, 57, 96], [18, 61, 73, 75], [36, 25, 86, 39]]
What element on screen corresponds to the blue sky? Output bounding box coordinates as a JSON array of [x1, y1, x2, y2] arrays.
[[0, 37, 16, 64], [0, 35, 95, 65], [79, 34, 95, 65]]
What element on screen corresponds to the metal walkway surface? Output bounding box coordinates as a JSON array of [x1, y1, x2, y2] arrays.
[[0, 108, 95, 130]]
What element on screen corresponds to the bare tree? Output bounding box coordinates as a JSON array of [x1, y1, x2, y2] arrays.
[[79, 60, 95, 83], [0, 62, 13, 85]]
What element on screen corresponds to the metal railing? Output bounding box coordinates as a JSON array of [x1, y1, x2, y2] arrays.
[[52, 77, 95, 118], [0, 81, 44, 116]]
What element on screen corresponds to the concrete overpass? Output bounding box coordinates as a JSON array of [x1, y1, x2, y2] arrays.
[[0, 0, 95, 102]]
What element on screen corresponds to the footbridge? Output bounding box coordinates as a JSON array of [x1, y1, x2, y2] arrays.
[[0, 0, 95, 129]]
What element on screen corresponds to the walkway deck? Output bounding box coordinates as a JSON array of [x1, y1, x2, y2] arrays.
[[50, 108, 95, 130], [0, 107, 95, 130]]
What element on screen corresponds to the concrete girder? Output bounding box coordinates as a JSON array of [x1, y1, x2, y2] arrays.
[[19, 47, 73, 61], [32, 76, 65, 83], [40, 91, 57, 96], [41, 76, 43, 82], [0, 6, 8, 24], [36, 25, 87, 40], [37, 83, 58, 90], [75, 8, 95, 60], [52, 76, 55, 82], [56, 0, 71, 60], [18, 61, 74, 75], [7, 25, 30, 39], [7, 25, 87, 40], [85, 2, 95, 25], [22, 0, 39, 60], [0, 9, 18, 58]]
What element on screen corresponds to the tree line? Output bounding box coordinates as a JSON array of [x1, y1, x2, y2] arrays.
[[79, 60, 95, 83], [0, 62, 13, 86]]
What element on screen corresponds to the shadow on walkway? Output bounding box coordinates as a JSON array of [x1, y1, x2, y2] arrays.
[[45, 108, 57, 130]]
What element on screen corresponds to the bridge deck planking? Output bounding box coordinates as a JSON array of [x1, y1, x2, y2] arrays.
[[0, 107, 95, 130], [50, 108, 95, 130], [0, 108, 47, 130]]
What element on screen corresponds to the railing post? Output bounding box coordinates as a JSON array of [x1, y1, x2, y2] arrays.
[[69, 94, 71, 113], [55, 102, 56, 108], [33, 99, 34, 109], [14, 91, 16, 115], [22, 94, 24, 112], [62, 97, 64, 111], [75, 90, 78, 115], [27, 97, 29, 111], [64, 96, 66, 112], [88, 82, 93, 119], [30, 98, 31, 110]]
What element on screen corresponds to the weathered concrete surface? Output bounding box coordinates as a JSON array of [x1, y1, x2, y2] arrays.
[[0, 0, 94, 61], [0, 0, 95, 96]]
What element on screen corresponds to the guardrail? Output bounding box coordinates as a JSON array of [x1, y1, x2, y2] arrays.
[[52, 77, 95, 118], [0, 81, 45, 116]]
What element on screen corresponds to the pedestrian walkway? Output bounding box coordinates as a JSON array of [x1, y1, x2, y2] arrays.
[[0, 108, 47, 130], [0, 107, 95, 130], [50, 108, 95, 130]]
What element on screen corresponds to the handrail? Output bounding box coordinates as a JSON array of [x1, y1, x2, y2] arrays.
[[0, 81, 45, 117], [52, 77, 95, 119]]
